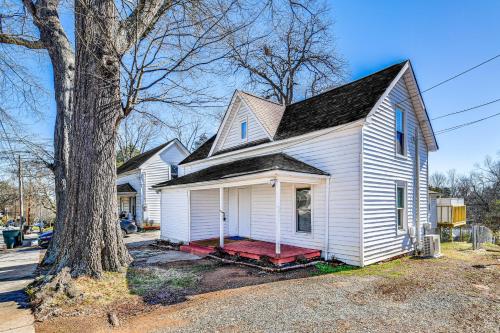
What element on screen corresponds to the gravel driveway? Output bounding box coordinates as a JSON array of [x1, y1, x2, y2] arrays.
[[35, 243, 500, 333], [117, 244, 500, 333]]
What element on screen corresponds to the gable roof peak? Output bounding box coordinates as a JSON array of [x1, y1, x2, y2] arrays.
[[116, 139, 188, 175]]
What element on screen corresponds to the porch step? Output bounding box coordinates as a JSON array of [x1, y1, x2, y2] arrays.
[[179, 243, 214, 256]]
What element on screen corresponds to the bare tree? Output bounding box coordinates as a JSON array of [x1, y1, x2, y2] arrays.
[[431, 155, 500, 235], [0, 0, 257, 278], [430, 171, 447, 189], [222, 0, 346, 105], [117, 114, 158, 165], [161, 114, 209, 151]]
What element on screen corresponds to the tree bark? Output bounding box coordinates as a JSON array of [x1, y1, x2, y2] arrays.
[[25, 0, 74, 266], [53, 0, 130, 277]]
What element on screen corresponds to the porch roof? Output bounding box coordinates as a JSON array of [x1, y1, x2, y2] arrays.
[[153, 153, 329, 188], [117, 183, 137, 194]]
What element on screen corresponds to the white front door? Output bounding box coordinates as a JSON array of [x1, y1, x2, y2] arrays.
[[238, 188, 251, 237], [228, 188, 239, 236]]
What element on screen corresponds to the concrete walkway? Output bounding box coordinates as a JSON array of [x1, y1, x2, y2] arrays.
[[0, 245, 40, 333]]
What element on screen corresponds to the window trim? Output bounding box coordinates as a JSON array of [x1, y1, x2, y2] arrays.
[[293, 184, 313, 234], [240, 118, 248, 142], [395, 180, 407, 234], [395, 107, 406, 157]]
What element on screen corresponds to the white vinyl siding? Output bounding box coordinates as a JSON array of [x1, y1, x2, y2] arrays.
[[179, 125, 362, 265], [362, 75, 429, 265], [142, 142, 188, 225], [143, 156, 170, 225], [284, 128, 361, 265], [189, 189, 229, 241], [219, 103, 269, 151], [161, 189, 189, 242]]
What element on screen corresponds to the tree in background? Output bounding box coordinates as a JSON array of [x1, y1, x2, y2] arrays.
[[430, 154, 500, 235], [116, 115, 158, 165], [222, 0, 346, 105]]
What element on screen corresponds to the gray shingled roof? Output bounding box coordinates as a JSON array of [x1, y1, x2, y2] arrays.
[[154, 153, 328, 188], [117, 183, 136, 193], [179, 61, 406, 165], [117, 141, 174, 175]]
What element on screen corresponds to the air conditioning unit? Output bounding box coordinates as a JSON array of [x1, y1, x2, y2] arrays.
[[422, 234, 441, 258]]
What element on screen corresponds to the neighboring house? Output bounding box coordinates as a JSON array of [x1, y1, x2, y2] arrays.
[[153, 60, 439, 266], [116, 139, 189, 226], [428, 190, 442, 230]]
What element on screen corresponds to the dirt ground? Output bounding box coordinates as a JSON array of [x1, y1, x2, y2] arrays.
[[36, 242, 500, 333]]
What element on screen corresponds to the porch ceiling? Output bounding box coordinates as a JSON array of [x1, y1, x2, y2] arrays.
[[153, 153, 329, 189]]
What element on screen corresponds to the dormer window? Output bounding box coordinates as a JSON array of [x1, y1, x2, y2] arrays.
[[241, 120, 247, 141]]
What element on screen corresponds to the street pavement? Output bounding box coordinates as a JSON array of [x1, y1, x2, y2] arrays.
[[0, 234, 40, 333]]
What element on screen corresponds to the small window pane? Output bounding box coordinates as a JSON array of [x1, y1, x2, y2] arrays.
[[296, 188, 311, 232], [396, 109, 404, 132], [241, 121, 247, 140], [170, 165, 178, 179], [397, 209, 404, 229], [397, 187, 404, 208], [396, 132, 404, 155], [395, 109, 405, 155]]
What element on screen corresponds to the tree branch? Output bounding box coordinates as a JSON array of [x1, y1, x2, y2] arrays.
[[117, 0, 174, 54], [0, 33, 45, 49]]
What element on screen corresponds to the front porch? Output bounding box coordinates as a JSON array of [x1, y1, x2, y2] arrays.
[[180, 237, 321, 265], [155, 153, 332, 264]]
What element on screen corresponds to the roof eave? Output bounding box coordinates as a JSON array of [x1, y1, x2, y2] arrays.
[[153, 169, 329, 190]]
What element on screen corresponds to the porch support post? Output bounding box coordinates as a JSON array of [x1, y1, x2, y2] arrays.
[[219, 187, 224, 248], [275, 179, 281, 256]]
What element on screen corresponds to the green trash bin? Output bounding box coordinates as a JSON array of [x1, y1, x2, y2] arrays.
[[2, 229, 21, 249]]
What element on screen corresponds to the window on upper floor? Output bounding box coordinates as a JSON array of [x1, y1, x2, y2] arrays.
[[241, 120, 247, 141], [170, 165, 178, 179], [395, 108, 405, 155], [396, 182, 406, 231]]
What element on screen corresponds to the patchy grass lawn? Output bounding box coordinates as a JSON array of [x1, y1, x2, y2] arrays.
[[36, 242, 500, 333]]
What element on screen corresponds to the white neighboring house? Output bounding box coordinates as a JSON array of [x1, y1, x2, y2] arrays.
[[116, 139, 189, 226], [153, 61, 439, 266]]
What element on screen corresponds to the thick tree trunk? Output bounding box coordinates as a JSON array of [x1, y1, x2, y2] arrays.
[[30, 0, 74, 266], [53, 0, 130, 277]]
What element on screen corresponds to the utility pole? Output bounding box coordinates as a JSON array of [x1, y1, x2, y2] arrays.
[[18, 155, 24, 223]]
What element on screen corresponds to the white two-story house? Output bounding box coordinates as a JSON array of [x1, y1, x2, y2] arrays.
[[153, 61, 438, 266], [116, 139, 189, 227]]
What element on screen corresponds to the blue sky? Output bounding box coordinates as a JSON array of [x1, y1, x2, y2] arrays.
[[16, 0, 500, 175], [331, 0, 500, 173]]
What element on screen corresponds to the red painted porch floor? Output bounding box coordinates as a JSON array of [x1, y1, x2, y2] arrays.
[[180, 238, 321, 265]]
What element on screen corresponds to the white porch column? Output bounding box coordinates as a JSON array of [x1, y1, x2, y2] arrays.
[[275, 179, 281, 255], [219, 187, 224, 248]]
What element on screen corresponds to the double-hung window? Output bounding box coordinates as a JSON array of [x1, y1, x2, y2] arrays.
[[396, 183, 406, 230], [295, 187, 312, 233], [395, 108, 405, 155], [241, 120, 247, 141]]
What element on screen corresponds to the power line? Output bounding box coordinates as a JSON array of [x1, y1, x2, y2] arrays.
[[395, 53, 500, 106], [432, 97, 500, 120], [436, 111, 500, 135], [421, 54, 500, 94]]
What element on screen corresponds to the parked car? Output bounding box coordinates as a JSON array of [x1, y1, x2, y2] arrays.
[[120, 219, 137, 237], [38, 230, 53, 248], [37, 221, 136, 248]]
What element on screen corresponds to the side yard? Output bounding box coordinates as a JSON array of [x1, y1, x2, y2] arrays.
[[36, 241, 500, 333]]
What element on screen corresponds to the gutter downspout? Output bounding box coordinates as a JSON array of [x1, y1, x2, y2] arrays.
[[415, 129, 422, 252], [323, 177, 331, 260], [359, 126, 365, 267], [141, 172, 148, 225]]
